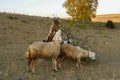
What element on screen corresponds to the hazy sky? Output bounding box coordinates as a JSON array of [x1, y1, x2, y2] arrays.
[[0, 0, 120, 18]]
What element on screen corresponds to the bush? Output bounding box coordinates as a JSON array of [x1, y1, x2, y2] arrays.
[[106, 20, 115, 29], [8, 15, 18, 20], [21, 20, 28, 24], [53, 17, 59, 25]]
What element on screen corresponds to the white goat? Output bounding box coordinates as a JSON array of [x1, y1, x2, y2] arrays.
[[58, 43, 96, 69]]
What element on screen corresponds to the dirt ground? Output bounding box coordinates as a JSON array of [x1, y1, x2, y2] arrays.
[[0, 13, 120, 80]]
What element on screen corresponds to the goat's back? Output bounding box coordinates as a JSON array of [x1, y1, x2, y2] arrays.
[[60, 43, 88, 59], [60, 44, 77, 57], [29, 41, 60, 57]]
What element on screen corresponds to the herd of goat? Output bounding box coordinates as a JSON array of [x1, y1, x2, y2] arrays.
[[25, 23, 96, 74]]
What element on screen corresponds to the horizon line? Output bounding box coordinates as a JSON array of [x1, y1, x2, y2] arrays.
[[0, 11, 120, 18]]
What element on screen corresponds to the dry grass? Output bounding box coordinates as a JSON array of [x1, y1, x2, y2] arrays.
[[0, 12, 120, 80], [92, 14, 120, 22]]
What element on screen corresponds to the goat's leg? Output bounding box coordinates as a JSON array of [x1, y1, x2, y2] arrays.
[[57, 57, 64, 69], [54, 59, 57, 71], [76, 58, 83, 68], [52, 57, 58, 71], [76, 59, 79, 68], [27, 60, 31, 72], [52, 57, 55, 70], [31, 60, 36, 74]]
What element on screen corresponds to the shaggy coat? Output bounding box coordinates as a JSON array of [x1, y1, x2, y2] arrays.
[[25, 29, 62, 74], [58, 43, 96, 68]]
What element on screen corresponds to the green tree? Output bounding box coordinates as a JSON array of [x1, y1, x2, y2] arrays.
[[63, 0, 98, 21]]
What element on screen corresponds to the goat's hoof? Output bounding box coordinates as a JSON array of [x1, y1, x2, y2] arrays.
[[32, 71, 35, 74], [76, 65, 79, 68], [80, 65, 83, 69], [32, 72, 35, 74], [58, 67, 63, 70], [58, 65, 63, 70], [54, 70, 58, 73], [52, 69, 58, 72], [58, 68, 62, 70]]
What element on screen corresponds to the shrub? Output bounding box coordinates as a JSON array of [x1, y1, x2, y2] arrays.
[[79, 23, 87, 29], [21, 20, 28, 24], [53, 17, 59, 25], [8, 15, 18, 20], [106, 20, 115, 29]]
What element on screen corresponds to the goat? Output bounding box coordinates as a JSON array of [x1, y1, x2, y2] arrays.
[[43, 19, 60, 42], [57, 43, 96, 69], [25, 29, 62, 74]]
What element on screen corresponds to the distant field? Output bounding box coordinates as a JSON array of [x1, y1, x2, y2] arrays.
[[92, 14, 120, 22]]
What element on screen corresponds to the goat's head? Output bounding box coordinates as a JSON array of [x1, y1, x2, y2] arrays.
[[88, 51, 96, 61], [52, 29, 62, 44]]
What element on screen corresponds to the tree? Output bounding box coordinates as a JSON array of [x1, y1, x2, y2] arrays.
[[63, 0, 98, 21]]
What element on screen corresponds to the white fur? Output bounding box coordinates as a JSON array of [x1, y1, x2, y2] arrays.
[[58, 44, 96, 68], [52, 29, 62, 42], [88, 51, 96, 60], [63, 38, 73, 44]]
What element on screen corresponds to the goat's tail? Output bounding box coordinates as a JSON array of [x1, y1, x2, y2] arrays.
[[25, 48, 31, 60]]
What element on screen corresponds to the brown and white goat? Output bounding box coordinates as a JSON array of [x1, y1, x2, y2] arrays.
[[43, 19, 60, 42]]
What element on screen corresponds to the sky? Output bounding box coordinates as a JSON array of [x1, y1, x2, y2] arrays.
[[0, 0, 120, 18]]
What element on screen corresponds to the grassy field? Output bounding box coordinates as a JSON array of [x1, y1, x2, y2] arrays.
[[92, 14, 120, 22], [0, 12, 120, 80]]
